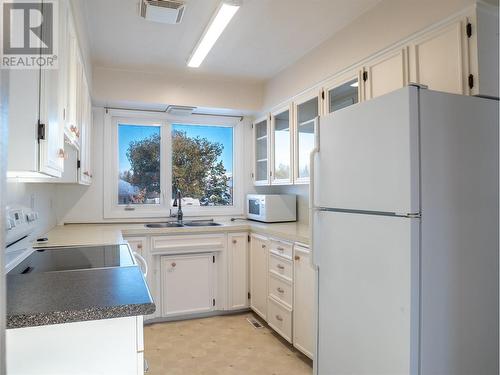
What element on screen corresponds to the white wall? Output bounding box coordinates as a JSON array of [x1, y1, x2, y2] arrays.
[[92, 67, 265, 113], [263, 0, 485, 109]]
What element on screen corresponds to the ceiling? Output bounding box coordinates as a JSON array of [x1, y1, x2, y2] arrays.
[[82, 0, 382, 82]]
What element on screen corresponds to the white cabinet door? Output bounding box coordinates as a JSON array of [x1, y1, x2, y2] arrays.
[[364, 48, 409, 100], [293, 245, 315, 359], [253, 116, 271, 185], [323, 71, 361, 114], [79, 76, 92, 185], [250, 234, 268, 319], [65, 16, 82, 146], [293, 90, 320, 184], [410, 19, 469, 95], [271, 104, 293, 185], [227, 233, 249, 310], [161, 253, 215, 316]]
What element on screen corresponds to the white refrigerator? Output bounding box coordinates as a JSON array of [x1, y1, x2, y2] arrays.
[[311, 86, 499, 375]]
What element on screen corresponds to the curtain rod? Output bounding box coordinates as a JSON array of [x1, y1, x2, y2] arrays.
[[104, 106, 245, 121]]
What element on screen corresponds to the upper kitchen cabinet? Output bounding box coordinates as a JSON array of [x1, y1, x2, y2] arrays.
[[79, 77, 93, 185], [65, 15, 83, 147], [323, 71, 361, 114], [253, 116, 271, 185], [363, 48, 409, 100], [293, 91, 320, 184], [271, 104, 293, 185], [7, 0, 67, 179], [409, 19, 469, 95]]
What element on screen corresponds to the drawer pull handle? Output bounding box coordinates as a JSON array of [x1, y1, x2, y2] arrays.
[[294, 255, 300, 261], [277, 247, 284, 252], [137, 244, 143, 250], [171, 262, 176, 267], [277, 264, 285, 270], [275, 315, 283, 322], [277, 287, 284, 293]]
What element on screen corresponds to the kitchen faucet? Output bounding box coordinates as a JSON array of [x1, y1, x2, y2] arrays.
[[171, 189, 183, 223]]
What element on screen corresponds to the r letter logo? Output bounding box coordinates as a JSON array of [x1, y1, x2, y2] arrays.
[[1, 0, 58, 69]]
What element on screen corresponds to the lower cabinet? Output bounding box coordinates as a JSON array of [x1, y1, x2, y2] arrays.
[[160, 253, 216, 316], [249, 234, 316, 358], [227, 233, 250, 310], [293, 245, 315, 359], [250, 233, 269, 320], [7, 316, 144, 375]]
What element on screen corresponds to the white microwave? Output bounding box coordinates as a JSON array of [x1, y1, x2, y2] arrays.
[[246, 194, 296, 223]]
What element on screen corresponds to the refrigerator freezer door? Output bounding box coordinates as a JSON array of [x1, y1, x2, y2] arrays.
[[316, 86, 420, 215], [315, 210, 420, 375]]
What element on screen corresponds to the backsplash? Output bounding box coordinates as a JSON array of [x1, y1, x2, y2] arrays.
[[6, 181, 58, 238]]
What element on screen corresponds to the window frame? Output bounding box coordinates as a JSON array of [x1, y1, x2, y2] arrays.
[[104, 109, 243, 219]]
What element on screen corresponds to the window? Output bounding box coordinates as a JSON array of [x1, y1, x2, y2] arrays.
[[172, 124, 233, 207], [104, 111, 242, 218], [118, 124, 161, 205]]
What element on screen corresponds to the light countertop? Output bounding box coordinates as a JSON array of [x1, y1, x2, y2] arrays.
[[34, 220, 309, 248]]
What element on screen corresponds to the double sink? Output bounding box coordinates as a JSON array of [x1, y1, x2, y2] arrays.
[[145, 220, 222, 229]]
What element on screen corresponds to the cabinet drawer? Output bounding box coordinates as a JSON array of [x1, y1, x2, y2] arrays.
[[269, 254, 293, 281], [269, 239, 293, 260], [269, 273, 292, 308], [267, 297, 292, 342]]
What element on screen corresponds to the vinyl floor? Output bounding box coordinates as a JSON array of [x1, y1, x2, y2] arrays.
[[144, 313, 313, 375]]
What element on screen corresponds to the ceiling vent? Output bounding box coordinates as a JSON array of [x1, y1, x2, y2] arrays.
[[166, 105, 196, 116], [139, 0, 186, 24]]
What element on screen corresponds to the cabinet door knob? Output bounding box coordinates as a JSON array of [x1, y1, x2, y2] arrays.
[[137, 244, 142, 250], [294, 255, 300, 261], [232, 239, 237, 244], [171, 262, 176, 267], [277, 247, 285, 252], [277, 264, 285, 270], [277, 287, 284, 293], [261, 244, 266, 249], [275, 315, 283, 322]]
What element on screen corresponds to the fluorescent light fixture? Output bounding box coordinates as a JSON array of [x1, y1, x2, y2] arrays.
[[187, 2, 240, 68], [350, 81, 359, 88]]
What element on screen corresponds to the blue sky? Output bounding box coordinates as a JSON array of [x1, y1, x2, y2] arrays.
[[118, 124, 233, 174]]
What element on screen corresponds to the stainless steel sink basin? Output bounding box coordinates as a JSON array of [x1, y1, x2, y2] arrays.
[[145, 222, 184, 228], [183, 221, 222, 227]]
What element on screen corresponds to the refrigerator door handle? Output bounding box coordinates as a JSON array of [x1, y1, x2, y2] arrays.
[[309, 117, 320, 268]]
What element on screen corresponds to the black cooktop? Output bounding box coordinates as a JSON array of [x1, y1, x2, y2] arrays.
[[8, 244, 135, 275]]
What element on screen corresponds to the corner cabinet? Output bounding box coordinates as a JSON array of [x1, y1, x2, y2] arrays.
[[253, 116, 271, 185], [227, 233, 249, 310], [249, 234, 268, 320]]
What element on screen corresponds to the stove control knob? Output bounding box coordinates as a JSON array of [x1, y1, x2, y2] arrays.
[[26, 212, 37, 222]]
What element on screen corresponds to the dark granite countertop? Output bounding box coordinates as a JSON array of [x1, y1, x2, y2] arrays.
[[7, 266, 155, 329]]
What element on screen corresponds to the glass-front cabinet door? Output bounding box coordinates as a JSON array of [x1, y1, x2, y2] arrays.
[[271, 105, 293, 185], [294, 93, 320, 183], [253, 116, 270, 185], [325, 71, 362, 114]]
